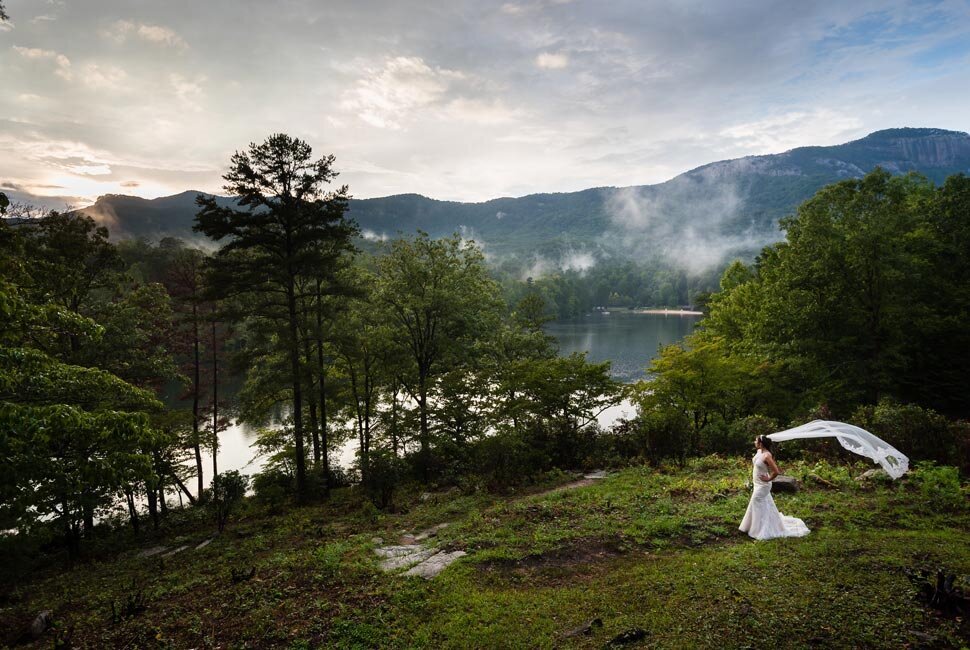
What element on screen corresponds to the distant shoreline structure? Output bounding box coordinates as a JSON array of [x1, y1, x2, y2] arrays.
[[633, 308, 704, 316]]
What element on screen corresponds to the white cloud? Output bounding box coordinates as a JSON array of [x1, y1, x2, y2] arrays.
[[535, 51, 569, 69], [11, 45, 72, 79], [341, 56, 462, 129], [521, 249, 596, 279], [604, 171, 776, 275], [65, 163, 112, 175], [104, 20, 187, 49], [80, 63, 127, 90], [719, 109, 863, 153]]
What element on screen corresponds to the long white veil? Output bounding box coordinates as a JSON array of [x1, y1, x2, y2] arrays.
[[767, 420, 909, 479]]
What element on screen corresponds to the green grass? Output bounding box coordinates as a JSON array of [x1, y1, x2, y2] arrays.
[[2, 458, 967, 649]]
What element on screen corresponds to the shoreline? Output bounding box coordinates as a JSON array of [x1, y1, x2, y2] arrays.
[[633, 308, 704, 316]]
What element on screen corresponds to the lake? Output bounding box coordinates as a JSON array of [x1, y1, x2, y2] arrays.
[[545, 310, 701, 382], [196, 311, 701, 492]]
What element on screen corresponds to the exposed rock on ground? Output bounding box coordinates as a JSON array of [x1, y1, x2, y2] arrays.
[[374, 471, 611, 579], [404, 551, 468, 579]]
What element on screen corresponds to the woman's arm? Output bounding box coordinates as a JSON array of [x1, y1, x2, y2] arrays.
[[760, 453, 780, 482]]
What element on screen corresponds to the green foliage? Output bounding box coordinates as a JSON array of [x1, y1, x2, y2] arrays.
[[636, 169, 970, 466], [212, 470, 248, 531], [195, 133, 358, 499], [910, 462, 965, 511], [633, 336, 780, 462], [375, 231, 504, 480], [252, 468, 293, 507], [0, 278, 162, 551], [707, 170, 970, 417], [851, 400, 965, 468]]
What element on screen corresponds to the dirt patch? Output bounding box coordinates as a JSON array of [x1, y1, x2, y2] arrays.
[[476, 539, 629, 584]]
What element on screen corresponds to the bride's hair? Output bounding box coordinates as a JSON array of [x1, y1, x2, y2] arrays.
[[758, 435, 773, 453]]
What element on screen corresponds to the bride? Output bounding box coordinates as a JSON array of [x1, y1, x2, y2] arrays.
[[739, 435, 810, 540]]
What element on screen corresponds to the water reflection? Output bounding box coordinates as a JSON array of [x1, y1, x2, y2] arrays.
[[545, 311, 699, 381]]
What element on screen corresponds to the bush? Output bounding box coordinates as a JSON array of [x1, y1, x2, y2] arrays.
[[363, 450, 406, 510], [910, 462, 965, 510], [212, 470, 249, 532], [472, 429, 547, 490], [636, 409, 692, 465], [852, 400, 965, 470], [721, 415, 779, 456], [252, 469, 292, 507]]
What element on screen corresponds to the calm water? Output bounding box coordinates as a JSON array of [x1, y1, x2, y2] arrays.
[[546, 311, 700, 381], [194, 311, 700, 492]]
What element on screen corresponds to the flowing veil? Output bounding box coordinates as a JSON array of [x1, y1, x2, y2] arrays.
[[767, 420, 909, 479]]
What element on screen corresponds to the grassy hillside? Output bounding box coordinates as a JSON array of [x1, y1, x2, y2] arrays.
[[2, 457, 966, 648]]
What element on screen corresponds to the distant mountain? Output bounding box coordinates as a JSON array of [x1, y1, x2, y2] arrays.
[[75, 128, 970, 273]]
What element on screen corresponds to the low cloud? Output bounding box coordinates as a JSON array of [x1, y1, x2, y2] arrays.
[[521, 247, 596, 280], [604, 169, 773, 275], [360, 229, 388, 242]]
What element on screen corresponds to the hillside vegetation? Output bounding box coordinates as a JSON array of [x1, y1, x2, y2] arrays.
[[2, 457, 967, 648]]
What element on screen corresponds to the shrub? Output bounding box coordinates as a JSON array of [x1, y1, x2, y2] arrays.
[[636, 409, 692, 465], [252, 468, 292, 507], [472, 430, 541, 491], [212, 470, 249, 531], [910, 462, 965, 510], [726, 415, 779, 453], [852, 400, 966, 470], [363, 450, 406, 510]]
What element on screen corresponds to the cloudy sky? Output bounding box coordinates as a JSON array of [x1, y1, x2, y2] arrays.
[[1, 0, 969, 208]]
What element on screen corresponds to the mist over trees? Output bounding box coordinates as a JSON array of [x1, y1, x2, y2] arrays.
[[631, 169, 970, 470]]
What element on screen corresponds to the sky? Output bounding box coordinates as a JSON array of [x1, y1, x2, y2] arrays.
[[1, 0, 969, 208]]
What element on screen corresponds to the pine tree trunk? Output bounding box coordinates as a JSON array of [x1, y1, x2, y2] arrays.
[[146, 484, 159, 530], [288, 284, 306, 500], [303, 333, 321, 464], [193, 306, 204, 500], [315, 279, 329, 492], [211, 319, 219, 507]]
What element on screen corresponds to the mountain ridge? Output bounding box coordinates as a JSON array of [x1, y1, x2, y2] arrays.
[[69, 127, 970, 271]]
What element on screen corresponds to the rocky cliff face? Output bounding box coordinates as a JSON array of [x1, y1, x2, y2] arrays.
[[686, 128, 970, 181]]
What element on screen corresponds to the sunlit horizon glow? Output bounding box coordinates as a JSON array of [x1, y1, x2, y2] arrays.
[[1, 0, 969, 210]]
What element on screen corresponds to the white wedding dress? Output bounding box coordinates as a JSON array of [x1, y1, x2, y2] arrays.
[[739, 450, 810, 540]]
